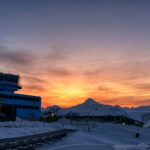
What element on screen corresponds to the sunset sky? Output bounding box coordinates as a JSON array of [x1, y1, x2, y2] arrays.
[[0, 0, 150, 107]]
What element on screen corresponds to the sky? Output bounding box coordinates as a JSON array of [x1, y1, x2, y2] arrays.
[[0, 0, 150, 108]]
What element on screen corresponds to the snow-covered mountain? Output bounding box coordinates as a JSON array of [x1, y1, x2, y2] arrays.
[[123, 106, 150, 121], [44, 98, 128, 117], [43, 98, 150, 121]]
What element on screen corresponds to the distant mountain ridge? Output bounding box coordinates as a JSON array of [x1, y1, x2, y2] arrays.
[[123, 105, 150, 121], [43, 98, 150, 122], [44, 98, 128, 117]]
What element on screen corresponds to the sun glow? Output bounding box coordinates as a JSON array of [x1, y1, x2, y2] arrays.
[[51, 85, 89, 99], [20, 73, 150, 108]]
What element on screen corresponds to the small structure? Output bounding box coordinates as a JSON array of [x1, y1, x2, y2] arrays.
[[135, 132, 140, 138], [41, 112, 58, 122], [0, 72, 41, 121]]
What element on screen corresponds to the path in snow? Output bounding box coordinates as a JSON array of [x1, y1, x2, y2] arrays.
[[38, 122, 150, 150]]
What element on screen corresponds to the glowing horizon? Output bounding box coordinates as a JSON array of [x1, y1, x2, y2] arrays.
[[19, 72, 150, 108]]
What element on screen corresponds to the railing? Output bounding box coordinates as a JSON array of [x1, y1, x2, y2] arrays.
[[0, 129, 76, 150]]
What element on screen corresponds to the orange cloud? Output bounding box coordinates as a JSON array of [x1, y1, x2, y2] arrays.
[[4, 44, 149, 108]]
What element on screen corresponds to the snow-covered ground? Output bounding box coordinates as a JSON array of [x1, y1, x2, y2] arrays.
[[37, 121, 150, 150], [124, 109, 150, 121], [40, 144, 149, 150], [0, 98, 150, 150], [144, 120, 150, 127], [0, 119, 150, 150], [0, 119, 62, 139]]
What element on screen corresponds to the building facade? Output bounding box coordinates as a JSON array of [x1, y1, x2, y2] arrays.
[[0, 72, 41, 121]]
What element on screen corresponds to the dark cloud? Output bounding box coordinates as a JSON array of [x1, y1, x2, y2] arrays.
[[23, 75, 47, 84], [98, 86, 110, 92], [98, 96, 150, 107], [45, 48, 68, 62], [82, 69, 104, 78], [97, 85, 123, 96], [132, 99, 150, 105], [115, 96, 150, 106], [0, 45, 32, 65], [0, 44, 70, 76], [79, 59, 150, 84], [47, 67, 72, 76], [21, 75, 48, 92], [133, 83, 150, 91], [24, 84, 46, 92]]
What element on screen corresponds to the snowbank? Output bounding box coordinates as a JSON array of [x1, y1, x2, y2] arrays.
[[0, 119, 62, 139], [114, 144, 149, 150]]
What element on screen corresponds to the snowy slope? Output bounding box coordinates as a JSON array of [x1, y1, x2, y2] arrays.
[[38, 122, 150, 150], [123, 106, 150, 121], [45, 98, 128, 117], [0, 119, 62, 139], [144, 120, 150, 127]]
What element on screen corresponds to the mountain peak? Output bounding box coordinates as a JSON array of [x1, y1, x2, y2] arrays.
[[84, 98, 99, 105]]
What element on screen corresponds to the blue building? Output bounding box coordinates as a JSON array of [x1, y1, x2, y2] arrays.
[[0, 72, 41, 121]]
